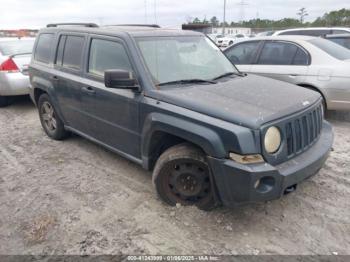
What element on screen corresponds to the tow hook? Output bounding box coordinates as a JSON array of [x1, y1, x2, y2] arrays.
[[284, 184, 297, 195]]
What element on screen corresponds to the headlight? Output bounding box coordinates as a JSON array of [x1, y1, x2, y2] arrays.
[[264, 126, 281, 154]]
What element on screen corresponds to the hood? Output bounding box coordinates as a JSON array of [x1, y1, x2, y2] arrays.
[[148, 74, 321, 129]]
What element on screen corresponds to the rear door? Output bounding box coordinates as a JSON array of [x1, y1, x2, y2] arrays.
[[250, 40, 310, 85], [224, 40, 261, 73], [53, 33, 91, 133], [81, 36, 142, 158]]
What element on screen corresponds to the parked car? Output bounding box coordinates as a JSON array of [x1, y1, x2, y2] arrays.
[[273, 27, 350, 37], [0, 37, 35, 107], [216, 34, 246, 48], [324, 34, 350, 49], [207, 33, 223, 42], [29, 24, 333, 210], [224, 35, 350, 110]]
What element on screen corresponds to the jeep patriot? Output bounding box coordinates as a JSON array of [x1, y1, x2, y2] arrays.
[[29, 23, 334, 210]]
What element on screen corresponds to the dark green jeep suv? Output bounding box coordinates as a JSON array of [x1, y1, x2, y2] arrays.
[[29, 23, 333, 210]]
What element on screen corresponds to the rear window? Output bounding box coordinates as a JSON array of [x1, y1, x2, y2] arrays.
[[34, 34, 54, 63], [0, 39, 34, 56], [329, 37, 350, 49], [308, 38, 350, 60]]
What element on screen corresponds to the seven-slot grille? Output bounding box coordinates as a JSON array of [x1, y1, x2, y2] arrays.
[[285, 103, 324, 157]]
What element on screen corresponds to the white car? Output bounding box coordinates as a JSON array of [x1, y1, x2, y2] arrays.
[[273, 27, 350, 37], [216, 34, 246, 48], [0, 37, 35, 107], [224, 35, 350, 110]]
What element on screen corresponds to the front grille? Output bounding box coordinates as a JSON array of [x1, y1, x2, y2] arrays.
[[285, 104, 323, 157], [261, 101, 324, 166]]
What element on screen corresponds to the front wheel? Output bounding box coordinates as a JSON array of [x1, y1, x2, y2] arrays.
[[38, 94, 68, 140], [152, 143, 216, 210]]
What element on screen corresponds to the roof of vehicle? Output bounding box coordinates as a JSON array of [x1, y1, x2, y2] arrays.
[[274, 27, 350, 35], [0, 37, 35, 42], [325, 33, 350, 38], [231, 35, 316, 43], [38, 24, 203, 37]]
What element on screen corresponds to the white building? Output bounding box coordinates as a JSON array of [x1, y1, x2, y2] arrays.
[[212, 27, 251, 36]]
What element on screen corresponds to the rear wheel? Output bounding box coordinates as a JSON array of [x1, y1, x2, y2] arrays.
[[152, 143, 216, 210], [38, 94, 68, 140], [0, 95, 10, 107]]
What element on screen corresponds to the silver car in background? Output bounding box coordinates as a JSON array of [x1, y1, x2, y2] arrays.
[[0, 38, 35, 107], [224, 36, 350, 110]]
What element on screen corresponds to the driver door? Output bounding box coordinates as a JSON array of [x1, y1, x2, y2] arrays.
[[224, 41, 262, 73]]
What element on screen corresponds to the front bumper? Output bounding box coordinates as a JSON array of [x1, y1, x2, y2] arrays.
[[0, 72, 30, 96], [208, 121, 333, 207]]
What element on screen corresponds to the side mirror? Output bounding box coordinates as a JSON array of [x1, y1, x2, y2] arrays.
[[104, 69, 139, 90]]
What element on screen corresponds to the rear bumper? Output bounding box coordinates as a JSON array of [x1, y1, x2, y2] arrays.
[[0, 72, 30, 96], [208, 121, 333, 207]]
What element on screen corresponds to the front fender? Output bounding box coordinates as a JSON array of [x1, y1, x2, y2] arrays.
[[141, 112, 227, 168]]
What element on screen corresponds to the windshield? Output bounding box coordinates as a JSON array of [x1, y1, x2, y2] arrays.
[[308, 38, 350, 60], [0, 39, 35, 56], [136, 36, 238, 86]]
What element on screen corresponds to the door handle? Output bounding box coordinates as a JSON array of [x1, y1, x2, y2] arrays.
[[81, 86, 96, 95], [51, 75, 59, 81], [289, 74, 298, 78]]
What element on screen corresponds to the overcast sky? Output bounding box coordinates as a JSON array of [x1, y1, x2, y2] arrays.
[[0, 0, 349, 29]]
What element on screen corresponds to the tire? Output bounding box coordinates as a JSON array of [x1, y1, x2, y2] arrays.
[[0, 95, 10, 107], [152, 143, 217, 210], [38, 94, 68, 140]]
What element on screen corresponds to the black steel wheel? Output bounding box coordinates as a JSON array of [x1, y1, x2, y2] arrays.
[[38, 94, 68, 140], [153, 143, 216, 210]]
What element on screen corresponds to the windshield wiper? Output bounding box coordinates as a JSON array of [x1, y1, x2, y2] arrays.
[[213, 71, 246, 80], [158, 79, 217, 86]]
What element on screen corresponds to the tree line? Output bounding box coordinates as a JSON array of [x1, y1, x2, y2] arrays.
[[188, 8, 350, 29]]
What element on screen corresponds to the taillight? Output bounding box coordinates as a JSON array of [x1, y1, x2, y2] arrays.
[[0, 58, 19, 72]]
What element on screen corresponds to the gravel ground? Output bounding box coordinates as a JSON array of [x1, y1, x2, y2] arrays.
[[0, 97, 349, 255]]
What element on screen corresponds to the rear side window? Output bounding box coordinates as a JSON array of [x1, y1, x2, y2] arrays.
[[225, 41, 260, 64], [88, 39, 133, 76], [257, 41, 309, 65], [60, 35, 85, 70], [34, 34, 54, 63]]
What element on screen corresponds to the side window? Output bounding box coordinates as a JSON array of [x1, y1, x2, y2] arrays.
[[88, 39, 133, 76], [225, 41, 260, 64], [34, 33, 54, 63], [61, 35, 85, 70], [279, 30, 302, 35], [292, 48, 309, 65], [331, 30, 349, 34], [258, 41, 299, 65], [299, 30, 331, 36]]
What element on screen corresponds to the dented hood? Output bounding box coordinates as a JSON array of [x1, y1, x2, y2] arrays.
[[148, 74, 321, 129]]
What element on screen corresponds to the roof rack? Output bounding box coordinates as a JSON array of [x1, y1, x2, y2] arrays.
[[106, 24, 160, 28], [46, 23, 99, 28]]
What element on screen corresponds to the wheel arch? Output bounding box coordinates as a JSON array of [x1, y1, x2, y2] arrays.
[[141, 113, 226, 171], [297, 83, 327, 109]]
